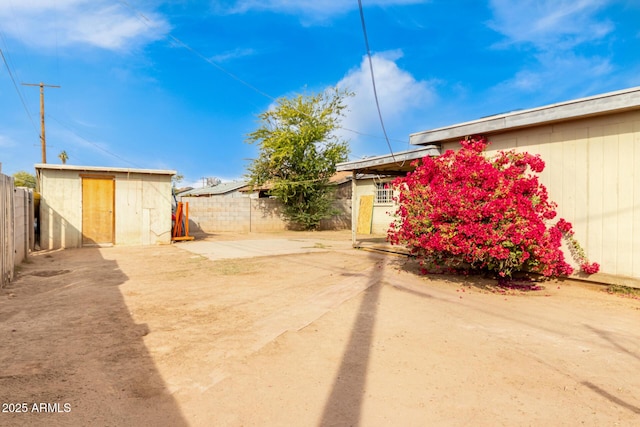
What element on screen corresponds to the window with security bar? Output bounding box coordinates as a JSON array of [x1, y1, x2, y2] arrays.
[[375, 182, 393, 204]]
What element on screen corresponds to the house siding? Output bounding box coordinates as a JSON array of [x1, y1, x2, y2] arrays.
[[439, 109, 640, 279], [353, 179, 395, 235]]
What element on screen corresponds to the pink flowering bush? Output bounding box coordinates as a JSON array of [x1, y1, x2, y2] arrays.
[[555, 219, 600, 274], [388, 135, 599, 278]]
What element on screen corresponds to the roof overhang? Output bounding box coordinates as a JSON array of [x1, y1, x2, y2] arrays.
[[337, 145, 440, 175], [410, 86, 640, 145], [35, 164, 176, 176]]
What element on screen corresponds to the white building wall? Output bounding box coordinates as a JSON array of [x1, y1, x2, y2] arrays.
[[39, 169, 83, 249], [39, 167, 173, 249], [354, 178, 396, 235], [115, 174, 172, 245], [439, 109, 640, 281]]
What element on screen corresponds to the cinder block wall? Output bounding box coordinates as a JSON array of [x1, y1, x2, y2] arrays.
[[185, 197, 254, 232], [183, 197, 351, 232], [249, 198, 287, 232]]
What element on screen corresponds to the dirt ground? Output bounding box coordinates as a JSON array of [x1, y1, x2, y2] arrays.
[[1, 230, 639, 426]]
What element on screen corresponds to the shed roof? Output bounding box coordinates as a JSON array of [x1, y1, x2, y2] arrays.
[[410, 86, 640, 145], [336, 145, 440, 175], [35, 164, 176, 176]]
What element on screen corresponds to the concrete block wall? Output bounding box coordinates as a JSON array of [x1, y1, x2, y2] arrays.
[[183, 197, 351, 233], [320, 199, 352, 230], [183, 197, 284, 232], [249, 198, 287, 232]]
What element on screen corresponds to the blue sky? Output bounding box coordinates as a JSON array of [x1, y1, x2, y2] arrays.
[[1, 0, 639, 187]]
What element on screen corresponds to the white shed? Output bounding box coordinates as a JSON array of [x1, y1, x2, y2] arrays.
[[36, 164, 175, 249]]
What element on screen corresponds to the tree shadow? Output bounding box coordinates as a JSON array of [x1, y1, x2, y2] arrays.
[[0, 247, 188, 425], [320, 251, 385, 426]]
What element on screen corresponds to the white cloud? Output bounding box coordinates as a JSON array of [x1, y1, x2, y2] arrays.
[[0, 0, 170, 51], [210, 47, 257, 63], [486, 0, 618, 104], [488, 0, 613, 50], [217, 0, 429, 22], [335, 51, 436, 157], [491, 52, 613, 99]]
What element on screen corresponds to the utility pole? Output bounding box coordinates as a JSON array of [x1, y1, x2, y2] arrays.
[[22, 82, 60, 163]]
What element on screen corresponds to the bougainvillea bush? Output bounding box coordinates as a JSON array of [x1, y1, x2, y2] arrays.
[[387, 135, 599, 278]]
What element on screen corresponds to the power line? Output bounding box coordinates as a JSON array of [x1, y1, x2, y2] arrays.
[[22, 82, 61, 163], [357, 0, 397, 163], [118, 0, 276, 102], [117, 0, 410, 146], [47, 114, 144, 168], [0, 48, 39, 135], [340, 126, 407, 144], [1, 15, 153, 169]]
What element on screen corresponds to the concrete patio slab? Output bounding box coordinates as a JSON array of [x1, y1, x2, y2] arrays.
[[176, 237, 352, 261]]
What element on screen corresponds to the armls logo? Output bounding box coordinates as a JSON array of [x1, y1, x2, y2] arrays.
[[30, 403, 72, 413]]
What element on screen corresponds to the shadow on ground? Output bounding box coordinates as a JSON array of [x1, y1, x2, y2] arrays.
[[320, 250, 386, 426], [0, 248, 188, 426]]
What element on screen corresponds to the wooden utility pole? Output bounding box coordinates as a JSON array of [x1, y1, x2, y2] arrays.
[[22, 82, 60, 163]]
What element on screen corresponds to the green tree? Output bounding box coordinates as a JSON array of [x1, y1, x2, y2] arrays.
[[12, 170, 36, 188], [58, 150, 69, 164], [246, 88, 351, 230], [171, 173, 184, 188]]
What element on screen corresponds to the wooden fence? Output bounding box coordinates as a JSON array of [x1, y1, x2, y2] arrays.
[[1, 173, 15, 287], [0, 173, 33, 288]]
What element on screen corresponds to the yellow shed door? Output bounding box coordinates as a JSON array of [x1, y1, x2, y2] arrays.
[[82, 177, 115, 245]]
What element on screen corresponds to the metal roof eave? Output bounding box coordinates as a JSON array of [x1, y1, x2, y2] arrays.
[[410, 86, 640, 145], [337, 145, 440, 175]]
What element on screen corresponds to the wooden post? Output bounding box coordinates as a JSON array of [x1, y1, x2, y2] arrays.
[[22, 82, 61, 163], [351, 171, 357, 246], [172, 202, 194, 241]]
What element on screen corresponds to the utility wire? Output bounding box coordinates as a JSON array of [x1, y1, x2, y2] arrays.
[[357, 0, 397, 163], [165, 34, 277, 102], [0, 47, 40, 135], [47, 114, 145, 168], [339, 125, 408, 143], [1, 16, 147, 169], [119, 0, 275, 102], [118, 0, 411, 147]]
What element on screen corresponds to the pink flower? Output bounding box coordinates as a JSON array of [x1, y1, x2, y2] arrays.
[[387, 135, 599, 280], [556, 218, 573, 234], [581, 262, 600, 274]]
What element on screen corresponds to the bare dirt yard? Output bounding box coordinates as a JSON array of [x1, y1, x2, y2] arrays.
[[1, 230, 639, 426]]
